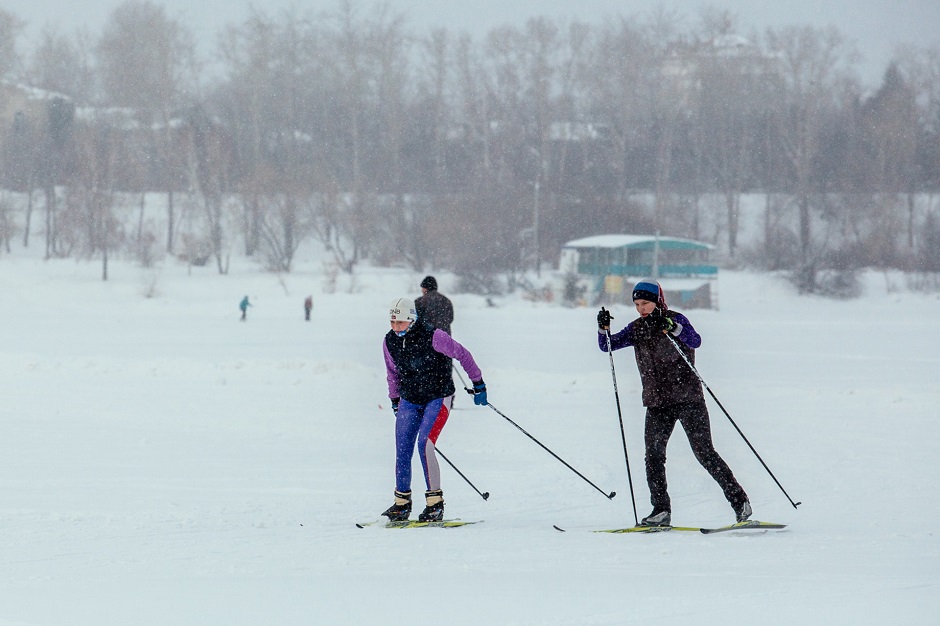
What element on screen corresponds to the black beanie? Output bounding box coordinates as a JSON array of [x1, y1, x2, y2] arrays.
[[421, 276, 438, 291]]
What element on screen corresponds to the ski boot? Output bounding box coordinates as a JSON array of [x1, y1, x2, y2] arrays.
[[735, 500, 753, 523], [418, 489, 444, 522], [641, 508, 671, 527], [382, 490, 412, 521]]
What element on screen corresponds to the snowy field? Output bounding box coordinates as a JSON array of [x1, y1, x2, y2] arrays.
[[2, 243, 939, 624]]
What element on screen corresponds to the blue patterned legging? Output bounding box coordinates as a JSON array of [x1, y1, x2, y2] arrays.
[[394, 396, 452, 493]]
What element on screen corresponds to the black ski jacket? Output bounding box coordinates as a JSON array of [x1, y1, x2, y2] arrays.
[[600, 310, 704, 408], [415, 290, 454, 335]]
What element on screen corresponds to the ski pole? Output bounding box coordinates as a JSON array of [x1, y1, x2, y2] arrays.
[[468, 391, 616, 500], [602, 310, 639, 526], [663, 332, 802, 509], [453, 364, 468, 388], [434, 445, 490, 501]]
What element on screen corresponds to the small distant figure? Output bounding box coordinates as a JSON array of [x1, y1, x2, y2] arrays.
[[304, 295, 313, 321], [239, 295, 251, 321], [415, 275, 454, 335]]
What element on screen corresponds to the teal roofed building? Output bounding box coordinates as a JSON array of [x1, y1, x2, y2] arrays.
[[560, 234, 718, 309]]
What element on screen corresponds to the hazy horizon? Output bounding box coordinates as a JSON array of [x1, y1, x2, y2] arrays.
[[5, 0, 940, 87]]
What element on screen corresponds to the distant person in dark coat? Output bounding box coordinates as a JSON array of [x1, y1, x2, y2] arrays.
[[239, 295, 251, 321], [304, 295, 313, 321], [415, 276, 454, 335]]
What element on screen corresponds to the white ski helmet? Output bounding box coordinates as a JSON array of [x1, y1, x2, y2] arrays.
[[389, 297, 417, 323]]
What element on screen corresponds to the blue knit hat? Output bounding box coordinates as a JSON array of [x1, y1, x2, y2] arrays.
[[632, 280, 667, 309]]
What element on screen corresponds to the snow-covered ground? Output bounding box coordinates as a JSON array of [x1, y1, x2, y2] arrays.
[[1, 243, 939, 624]]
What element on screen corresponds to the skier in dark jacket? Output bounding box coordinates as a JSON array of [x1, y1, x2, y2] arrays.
[[597, 280, 751, 526], [415, 276, 454, 335], [382, 297, 487, 522]]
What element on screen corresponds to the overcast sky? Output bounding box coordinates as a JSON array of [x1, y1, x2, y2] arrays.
[[6, 0, 940, 86]]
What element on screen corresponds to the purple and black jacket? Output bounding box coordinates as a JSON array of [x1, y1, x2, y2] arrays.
[[384, 320, 481, 405], [599, 310, 705, 409]]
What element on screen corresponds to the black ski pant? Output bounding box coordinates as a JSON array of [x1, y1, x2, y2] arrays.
[[644, 399, 748, 514]]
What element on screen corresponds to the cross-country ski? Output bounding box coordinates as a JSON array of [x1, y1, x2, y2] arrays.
[[698, 520, 787, 534], [553, 521, 786, 534], [356, 520, 481, 529]]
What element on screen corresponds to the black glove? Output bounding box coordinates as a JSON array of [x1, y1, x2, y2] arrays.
[[645, 311, 676, 334], [597, 307, 613, 331], [391, 397, 400, 415], [471, 380, 488, 406]]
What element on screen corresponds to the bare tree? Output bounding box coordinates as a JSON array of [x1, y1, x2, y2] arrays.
[[477, 18, 564, 275], [310, 184, 366, 274], [2, 102, 39, 244], [0, 190, 14, 252], [585, 17, 658, 204], [867, 64, 918, 191], [370, 4, 411, 192], [520, 17, 591, 273], [217, 7, 282, 257], [29, 26, 95, 103], [693, 31, 776, 258], [886, 52, 936, 252], [0, 9, 24, 79], [97, 1, 197, 110], [184, 105, 233, 274], [329, 1, 370, 190], [764, 25, 858, 291], [37, 97, 76, 259], [453, 33, 494, 177], [218, 5, 337, 268], [257, 188, 314, 272], [69, 115, 121, 280], [417, 28, 452, 190], [544, 19, 592, 250], [314, 1, 409, 272], [96, 0, 198, 254], [0, 10, 25, 243]]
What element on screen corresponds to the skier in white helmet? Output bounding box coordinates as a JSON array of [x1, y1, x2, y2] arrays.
[[381, 297, 488, 522]]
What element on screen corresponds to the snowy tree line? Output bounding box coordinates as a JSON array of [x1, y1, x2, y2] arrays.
[[1, 1, 939, 292]]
